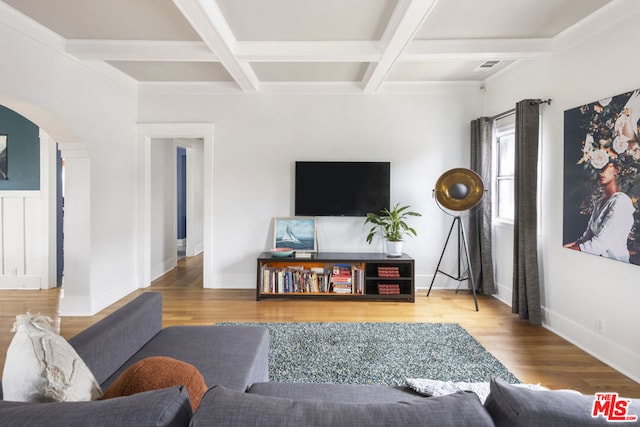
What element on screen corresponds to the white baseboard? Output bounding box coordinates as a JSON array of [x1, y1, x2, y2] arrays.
[[414, 274, 470, 290], [0, 275, 41, 289], [206, 273, 254, 289], [542, 307, 640, 384], [151, 257, 177, 281], [188, 242, 204, 257], [487, 280, 640, 384], [492, 280, 512, 306], [59, 275, 138, 316]]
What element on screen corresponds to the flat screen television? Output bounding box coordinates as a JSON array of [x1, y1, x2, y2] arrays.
[[295, 161, 390, 217]]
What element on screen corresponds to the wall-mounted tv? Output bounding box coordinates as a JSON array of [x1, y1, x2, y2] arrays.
[[295, 161, 390, 217]]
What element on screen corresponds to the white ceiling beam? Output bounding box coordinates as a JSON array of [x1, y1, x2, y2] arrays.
[[65, 40, 218, 62], [172, 0, 259, 91], [234, 41, 383, 63], [362, 0, 439, 92], [402, 38, 552, 61]]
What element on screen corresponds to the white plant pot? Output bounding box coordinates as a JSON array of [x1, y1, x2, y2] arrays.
[[385, 240, 403, 257]]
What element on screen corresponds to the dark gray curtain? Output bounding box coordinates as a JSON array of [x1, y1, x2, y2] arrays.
[[512, 100, 542, 326], [469, 117, 496, 294]]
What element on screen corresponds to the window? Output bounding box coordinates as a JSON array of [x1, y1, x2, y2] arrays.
[[494, 118, 515, 221]]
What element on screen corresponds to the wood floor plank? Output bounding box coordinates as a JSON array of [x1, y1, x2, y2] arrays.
[[1, 253, 638, 397]]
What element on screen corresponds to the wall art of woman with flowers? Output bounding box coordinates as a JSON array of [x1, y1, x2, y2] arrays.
[[563, 89, 640, 264]]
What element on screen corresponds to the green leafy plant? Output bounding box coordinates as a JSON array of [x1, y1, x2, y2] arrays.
[[365, 203, 421, 244]]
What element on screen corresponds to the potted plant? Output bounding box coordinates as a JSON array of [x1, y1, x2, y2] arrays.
[[365, 203, 421, 256]]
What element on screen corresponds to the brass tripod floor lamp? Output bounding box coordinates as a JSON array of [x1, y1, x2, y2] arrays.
[[427, 168, 484, 311]]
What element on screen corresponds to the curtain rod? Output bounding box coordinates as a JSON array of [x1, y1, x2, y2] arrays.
[[490, 108, 515, 121], [531, 98, 552, 106], [489, 98, 552, 121]]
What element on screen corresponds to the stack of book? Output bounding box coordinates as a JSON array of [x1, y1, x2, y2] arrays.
[[378, 284, 400, 295], [330, 264, 353, 294], [377, 266, 400, 278]]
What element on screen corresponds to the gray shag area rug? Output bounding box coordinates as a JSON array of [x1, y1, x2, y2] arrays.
[[218, 322, 519, 386]]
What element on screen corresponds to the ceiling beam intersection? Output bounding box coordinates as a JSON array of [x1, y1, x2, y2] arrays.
[[362, 0, 439, 92], [172, 0, 258, 91]]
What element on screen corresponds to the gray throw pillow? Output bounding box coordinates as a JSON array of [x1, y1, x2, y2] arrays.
[[0, 386, 192, 427], [485, 377, 640, 426], [192, 384, 494, 427]]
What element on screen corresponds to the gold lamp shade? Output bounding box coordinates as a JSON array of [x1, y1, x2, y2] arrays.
[[434, 168, 484, 211]]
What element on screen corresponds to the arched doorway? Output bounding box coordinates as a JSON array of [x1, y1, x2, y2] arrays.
[[0, 98, 90, 304]]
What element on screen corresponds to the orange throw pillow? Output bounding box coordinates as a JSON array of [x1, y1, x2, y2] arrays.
[[103, 356, 207, 410]]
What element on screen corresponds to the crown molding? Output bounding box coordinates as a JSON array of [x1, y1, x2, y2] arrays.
[[0, 2, 65, 52], [138, 79, 480, 96], [553, 0, 640, 52], [0, 2, 137, 92]]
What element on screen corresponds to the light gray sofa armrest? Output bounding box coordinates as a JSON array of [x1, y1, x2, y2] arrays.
[[68, 292, 163, 386]]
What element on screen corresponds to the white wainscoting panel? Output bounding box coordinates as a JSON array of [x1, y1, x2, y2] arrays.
[[0, 191, 42, 289]]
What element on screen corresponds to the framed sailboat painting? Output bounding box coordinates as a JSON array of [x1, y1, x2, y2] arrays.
[[273, 217, 316, 252]]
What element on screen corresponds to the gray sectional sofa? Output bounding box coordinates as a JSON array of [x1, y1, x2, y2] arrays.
[[1, 292, 638, 426]]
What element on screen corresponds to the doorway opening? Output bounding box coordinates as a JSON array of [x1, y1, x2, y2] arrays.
[[148, 137, 205, 281], [56, 145, 64, 286], [138, 123, 214, 288], [177, 146, 187, 260]]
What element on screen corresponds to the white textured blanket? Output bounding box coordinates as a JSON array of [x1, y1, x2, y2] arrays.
[[405, 378, 546, 403]]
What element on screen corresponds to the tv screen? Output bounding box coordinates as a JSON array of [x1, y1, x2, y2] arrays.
[[295, 161, 390, 216]]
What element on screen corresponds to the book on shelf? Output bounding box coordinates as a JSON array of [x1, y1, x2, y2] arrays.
[[377, 266, 400, 278], [261, 264, 330, 294], [261, 262, 365, 295], [378, 283, 400, 295], [330, 264, 352, 293], [329, 263, 365, 295]]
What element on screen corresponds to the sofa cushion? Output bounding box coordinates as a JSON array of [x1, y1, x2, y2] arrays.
[[0, 386, 192, 427], [485, 377, 640, 426], [2, 312, 102, 402], [103, 356, 207, 410], [248, 381, 426, 403], [191, 384, 494, 427]]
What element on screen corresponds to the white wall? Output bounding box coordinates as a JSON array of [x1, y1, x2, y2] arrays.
[[0, 5, 139, 314], [483, 2, 640, 381], [139, 89, 483, 290]]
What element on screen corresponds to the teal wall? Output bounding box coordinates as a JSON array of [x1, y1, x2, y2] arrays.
[[0, 105, 40, 190]]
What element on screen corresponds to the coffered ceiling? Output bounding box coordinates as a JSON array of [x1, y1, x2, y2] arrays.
[[0, 0, 614, 93]]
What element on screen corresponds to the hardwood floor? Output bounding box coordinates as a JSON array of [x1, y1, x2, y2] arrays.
[[1, 253, 639, 398]]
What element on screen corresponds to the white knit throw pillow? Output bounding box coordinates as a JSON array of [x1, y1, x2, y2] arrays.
[[1, 312, 103, 402]]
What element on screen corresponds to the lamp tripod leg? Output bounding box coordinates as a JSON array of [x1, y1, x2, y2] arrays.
[[427, 217, 457, 297], [459, 219, 479, 311]]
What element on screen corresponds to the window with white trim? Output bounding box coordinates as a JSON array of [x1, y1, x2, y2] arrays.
[[494, 118, 515, 222]]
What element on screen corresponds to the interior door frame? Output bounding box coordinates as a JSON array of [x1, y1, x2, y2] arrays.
[[137, 123, 215, 288]]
